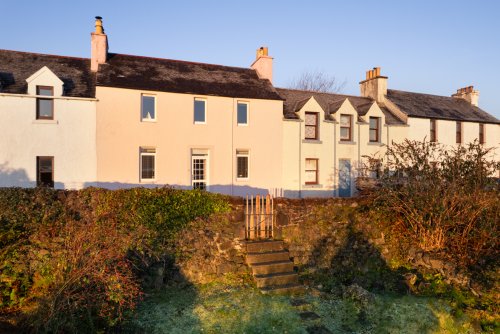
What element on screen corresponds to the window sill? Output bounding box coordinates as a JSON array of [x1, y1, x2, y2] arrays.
[[33, 119, 58, 124], [303, 184, 323, 188], [141, 119, 157, 123], [236, 177, 249, 182], [140, 179, 157, 183], [237, 123, 248, 127], [194, 122, 206, 125], [302, 139, 323, 144], [367, 142, 384, 146], [338, 141, 356, 145]]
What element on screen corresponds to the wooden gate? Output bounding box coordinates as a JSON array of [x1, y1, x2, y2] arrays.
[[245, 194, 274, 240]]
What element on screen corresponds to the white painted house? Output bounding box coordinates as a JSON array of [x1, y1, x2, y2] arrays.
[[0, 50, 97, 189]]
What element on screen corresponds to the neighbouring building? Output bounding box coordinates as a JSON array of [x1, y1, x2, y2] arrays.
[[0, 17, 498, 197], [0, 50, 97, 189]]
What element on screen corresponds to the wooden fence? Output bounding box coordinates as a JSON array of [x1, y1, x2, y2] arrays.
[[245, 194, 274, 240]]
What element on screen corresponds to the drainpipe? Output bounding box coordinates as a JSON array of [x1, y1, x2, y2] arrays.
[[333, 117, 337, 197], [357, 122, 361, 195], [298, 118, 302, 198], [231, 99, 234, 196]]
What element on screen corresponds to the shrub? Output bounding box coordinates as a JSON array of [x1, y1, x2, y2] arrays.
[[371, 140, 499, 267], [0, 186, 230, 331]]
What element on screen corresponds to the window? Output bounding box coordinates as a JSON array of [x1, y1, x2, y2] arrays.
[[236, 150, 249, 179], [36, 156, 54, 187], [369, 117, 380, 142], [305, 112, 319, 140], [369, 159, 382, 179], [479, 124, 485, 144], [430, 119, 437, 142], [456, 121, 462, 144], [36, 86, 54, 120], [194, 98, 206, 124], [237, 102, 248, 125], [140, 148, 156, 180], [340, 114, 352, 141], [305, 158, 319, 185], [141, 95, 156, 121]]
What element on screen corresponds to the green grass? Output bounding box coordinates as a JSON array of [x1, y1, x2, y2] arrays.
[[122, 280, 481, 334]]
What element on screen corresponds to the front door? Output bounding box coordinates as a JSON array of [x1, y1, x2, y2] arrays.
[[338, 159, 351, 197], [192, 154, 208, 190]]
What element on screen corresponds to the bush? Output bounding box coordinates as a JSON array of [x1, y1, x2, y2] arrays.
[[371, 140, 499, 267], [0, 187, 230, 331]]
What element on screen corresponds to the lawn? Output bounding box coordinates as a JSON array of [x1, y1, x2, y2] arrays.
[[122, 278, 478, 334]]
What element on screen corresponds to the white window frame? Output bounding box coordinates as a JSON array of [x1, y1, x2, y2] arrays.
[[141, 94, 156, 122], [236, 150, 250, 180], [194, 98, 207, 124], [140, 147, 156, 182], [237, 101, 249, 126], [340, 114, 353, 142]]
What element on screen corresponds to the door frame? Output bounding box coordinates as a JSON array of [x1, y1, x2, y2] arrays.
[[191, 152, 209, 190]]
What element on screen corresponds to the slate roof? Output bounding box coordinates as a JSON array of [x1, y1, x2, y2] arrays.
[[276, 88, 373, 118], [96, 53, 282, 100], [0, 49, 95, 98], [387, 89, 500, 124], [275, 88, 405, 125]]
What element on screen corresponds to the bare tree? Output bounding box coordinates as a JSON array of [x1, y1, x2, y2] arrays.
[[288, 70, 346, 93]]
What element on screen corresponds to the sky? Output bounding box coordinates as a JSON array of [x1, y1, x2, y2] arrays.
[[2, 0, 499, 118]]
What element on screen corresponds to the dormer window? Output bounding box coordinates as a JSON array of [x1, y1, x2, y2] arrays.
[[36, 86, 54, 120], [340, 114, 353, 141]]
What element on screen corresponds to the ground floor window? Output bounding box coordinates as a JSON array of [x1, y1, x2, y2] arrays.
[[236, 150, 249, 179], [36, 156, 54, 187], [305, 158, 318, 185], [140, 147, 156, 181]]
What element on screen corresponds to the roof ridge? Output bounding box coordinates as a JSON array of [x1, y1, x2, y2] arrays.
[[387, 88, 457, 100], [108, 52, 255, 72], [276, 87, 371, 100], [0, 49, 89, 61]]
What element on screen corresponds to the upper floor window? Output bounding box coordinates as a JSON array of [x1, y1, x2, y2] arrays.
[[140, 147, 156, 181], [36, 86, 54, 120], [340, 114, 353, 141], [237, 102, 249, 125], [305, 112, 319, 140], [36, 156, 54, 188], [141, 95, 156, 121], [430, 119, 437, 142], [236, 150, 249, 179], [456, 121, 462, 144], [369, 117, 381, 142], [479, 124, 485, 144], [305, 158, 319, 185], [194, 98, 206, 124]]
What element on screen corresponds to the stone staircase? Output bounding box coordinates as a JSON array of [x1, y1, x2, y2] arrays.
[[245, 240, 303, 294]]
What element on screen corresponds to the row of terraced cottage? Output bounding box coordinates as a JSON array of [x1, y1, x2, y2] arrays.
[[1, 17, 499, 197]]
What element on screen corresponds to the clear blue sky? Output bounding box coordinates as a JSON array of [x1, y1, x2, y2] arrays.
[[2, 0, 499, 118]]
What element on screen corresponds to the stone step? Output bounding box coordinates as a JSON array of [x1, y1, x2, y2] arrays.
[[246, 240, 284, 253], [246, 250, 290, 265], [261, 283, 305, 295], [255, 272, 299, 288], [251, 260, 295, 275]]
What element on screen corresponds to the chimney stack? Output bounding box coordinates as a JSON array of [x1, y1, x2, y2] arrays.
[[360, 67, 387, 102], [91, 16, 108, 72], [251, 46, 273, 83], [452, 85, 479, 106]]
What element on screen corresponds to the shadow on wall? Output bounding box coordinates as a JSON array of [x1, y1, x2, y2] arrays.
[[91, 182, 343, 198], [0, 163, 65, 189], [0, 163, 34, 188]]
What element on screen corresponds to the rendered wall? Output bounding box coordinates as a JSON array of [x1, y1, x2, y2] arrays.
[[95, 87, 283, 196], [0, 95, 97, 189]]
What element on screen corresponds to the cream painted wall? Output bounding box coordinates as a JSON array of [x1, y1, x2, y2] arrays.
[[0, 94, 97, 189], [95, 87, 283, 196], [282, 98, 396, 198]]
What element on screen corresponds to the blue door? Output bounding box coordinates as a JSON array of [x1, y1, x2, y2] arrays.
[[339, 159, 351, 197]]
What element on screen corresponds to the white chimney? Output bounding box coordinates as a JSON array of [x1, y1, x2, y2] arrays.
[[91, 16, 108, 72], [359, 67, 387, 103], [251, 46, 273, 83], [452, 86, 479, 107]]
